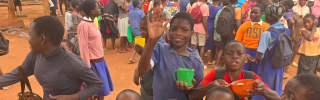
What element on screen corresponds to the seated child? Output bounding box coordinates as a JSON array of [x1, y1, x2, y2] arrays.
[[281, 73, 320, 100], [137, 12, 204, 100], [206, 86, 234, 100], [297, 14, 320, 75], [255, 4, 290, 99], [116, 89, 141, 100], [235, 4, 269, 73], [0, 16, 103, 99], [188, 40, 280, 100]]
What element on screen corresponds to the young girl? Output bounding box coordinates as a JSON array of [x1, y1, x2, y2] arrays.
[[61, 39, 74, 53], [292, 0, 310, 17], [255, 3, 289, 99], [206, 0, 222, 65], [281, 73, 320, 100], [77, 0, 114, 99], [235, 4, 270, 73], [297, 14, 320, 75]]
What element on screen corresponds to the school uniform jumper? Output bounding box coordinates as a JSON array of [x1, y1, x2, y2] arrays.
[[254, 22, 290, 100], [129, 8, 144, 36], [0, 47, 103, 100], [77, 19, 114, 96], [235, 21, 270, 73], [151, 43, 204, 100], [205, 5, 221, 50]]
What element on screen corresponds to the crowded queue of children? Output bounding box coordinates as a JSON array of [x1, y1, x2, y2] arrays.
[[1, 0, 320, 99]]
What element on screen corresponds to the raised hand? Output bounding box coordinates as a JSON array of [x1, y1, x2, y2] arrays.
[[146, 9, 169, 43]]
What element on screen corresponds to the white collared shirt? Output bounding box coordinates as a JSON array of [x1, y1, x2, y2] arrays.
[[251, 20, 263, 26]]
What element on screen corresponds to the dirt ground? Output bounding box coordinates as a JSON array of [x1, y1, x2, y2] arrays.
[[0, 4, 319, 100]]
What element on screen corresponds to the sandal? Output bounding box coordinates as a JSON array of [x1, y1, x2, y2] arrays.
[[111, 48, 118, 52], [103, 48, 107, 51], [208, 62, 213, 65], [127, 48, 132, 51], [119, 50, 128, 53], [1, 86, 11, 90], [128, 60, 137, 64]]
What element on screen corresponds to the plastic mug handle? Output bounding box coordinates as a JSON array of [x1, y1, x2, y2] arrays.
[[173, 70, 177, 81]]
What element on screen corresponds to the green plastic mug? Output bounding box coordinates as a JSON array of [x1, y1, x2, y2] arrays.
[[173, 68, 195, 86]]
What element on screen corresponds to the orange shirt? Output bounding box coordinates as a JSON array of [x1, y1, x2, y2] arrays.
[[241, 2, 248, 14], [299, 28, 320, 56], [235, 21, 270, 50]]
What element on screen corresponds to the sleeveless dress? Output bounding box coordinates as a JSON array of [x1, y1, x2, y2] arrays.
[[205, 5, 221, 50]]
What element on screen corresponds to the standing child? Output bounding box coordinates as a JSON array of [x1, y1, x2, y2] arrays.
[[255, 3, 289, 99], [143, 0, 151, 15], [59, 0, 67, 17], [235, 4, 270, 73], [297, 14, 320, 75], [50, 0, 57, 17], [118, 0, 130, 53], [14, 0, 27, 17], [128, 0, 144, 64], [241, 0, 257, 23], [0, 16, 103, 100], [206, 0, 222, 65], [65, 1, 76, 40], [77, 0, 114, 99], [188, 40, 280, 100], [187, 0, 209, 66], [292, 0, 310, 17], [138, 12, 204, 100]]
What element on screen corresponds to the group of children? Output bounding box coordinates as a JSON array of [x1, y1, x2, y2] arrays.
[[1, 0, 320, 100]]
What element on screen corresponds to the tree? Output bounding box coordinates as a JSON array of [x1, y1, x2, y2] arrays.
[[8, 0, 15, 19]]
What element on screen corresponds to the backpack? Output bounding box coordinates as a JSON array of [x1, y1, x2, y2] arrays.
[[243, 2, 257, 23], [216, 5, 236, 36], [261, 28, 293, 73], [0, 32, 9, 56], [189, 3, 204, 23], [214, 69, 254, 100], [288, 12, 304, 41]]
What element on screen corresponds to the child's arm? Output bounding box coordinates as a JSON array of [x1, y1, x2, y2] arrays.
[[287, 18, 295, 29], [202, 16, 209, 40], [72, 14, 78, 31], [301, 23, 317, 41], [256, 31, 272, 64], [77, 24, 91, 68], [138, 12, 168, 74], [188, 79, 229, 100], [248, 79, 280, 100]]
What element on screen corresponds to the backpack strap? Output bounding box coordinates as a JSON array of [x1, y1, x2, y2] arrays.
[[213, 69, 226, 80], [18, 65, 34, 94], [243, 71, 254, 100]]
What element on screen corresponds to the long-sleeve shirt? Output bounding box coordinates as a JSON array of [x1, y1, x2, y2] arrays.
[[65, 11, 76, 33], [129, 8, 144, 36], [0, 46, 103, 100], [71, 12, 82, 31], [77, 20, 104, 68]]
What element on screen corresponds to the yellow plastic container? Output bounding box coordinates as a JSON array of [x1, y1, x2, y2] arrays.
[[135, 37, 145, 47]]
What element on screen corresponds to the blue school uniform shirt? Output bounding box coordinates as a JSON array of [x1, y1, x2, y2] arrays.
[[128, 0, 142, 11], [129, 8, 144, 36], [151, 43, 204, 100], [257, 22, 289, 59]]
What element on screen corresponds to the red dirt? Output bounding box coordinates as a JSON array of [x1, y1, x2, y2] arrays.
[[0, 4, 319, 100]]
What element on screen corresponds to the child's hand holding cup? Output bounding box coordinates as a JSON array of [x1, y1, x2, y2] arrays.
[[173, 68, 195, 91]]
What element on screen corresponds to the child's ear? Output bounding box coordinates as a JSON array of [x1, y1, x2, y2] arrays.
[[191, 30, 194, 36], [40, 34, 46, 45]]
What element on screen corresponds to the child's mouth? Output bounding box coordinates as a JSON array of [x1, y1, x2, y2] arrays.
[[231, 61, 239, 66]]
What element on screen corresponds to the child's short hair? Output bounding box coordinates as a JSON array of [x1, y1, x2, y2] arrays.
[[170, 12, 195, 30], [283, 0, 294, 9], [81, 0, 97, 16], [33, 16, 64, 46], [71, 0, 80, 8], [223, 0, 230, 6], [213, 0, 219, 2], [65, 1, 71, 8], [293, 73, 320, 100], [206, 86, 234, 100], [133, 0, 140, 8], [116, 89, 140, 100], [153, 0, 161, 7], [229, 0, 238, 4], [61, 39, 73, 49], [253, 3, 265, 13], [303, 13, 316, 21], [260, 0, 270, 9], [223, 40, 246, 52], [190, 0, 197, 6], [272, 0, 279, 3]]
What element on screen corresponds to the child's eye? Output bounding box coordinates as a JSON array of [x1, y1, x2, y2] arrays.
[[182, 29, 188, 32]]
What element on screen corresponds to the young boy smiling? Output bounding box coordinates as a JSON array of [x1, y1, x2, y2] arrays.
[[138, 12, 204, 100]]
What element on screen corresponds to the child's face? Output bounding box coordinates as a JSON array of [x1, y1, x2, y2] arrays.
[[92, 3, 101, 17], [250, 7, 263, 22], [169, 18, 194, 48], [207, 91, 234, 100], [299, 0, 308, 6], [61, 42, 72, 52], [28, 22, 45, 54], [68, 5, 74, 11], [280, 79, 308, 100], [303, 17, 314, 30], [310, 1, 314, 6], [224, 43, 247, 71], [140, 20, 148, 38]]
